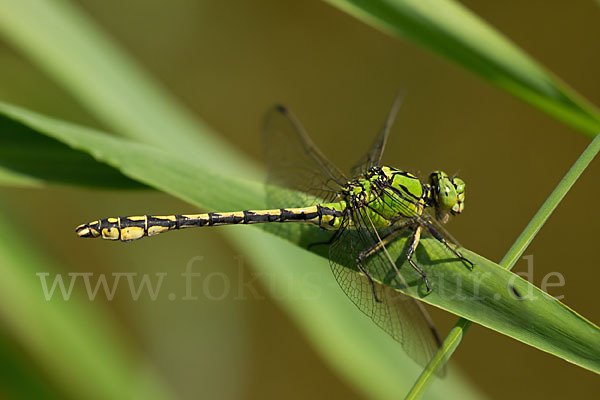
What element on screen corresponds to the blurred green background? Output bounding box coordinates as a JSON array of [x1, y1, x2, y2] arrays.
[[0, 0, 599, 399]]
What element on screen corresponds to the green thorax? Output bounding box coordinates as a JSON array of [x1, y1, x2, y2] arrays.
[[320, 166, 429, 230]]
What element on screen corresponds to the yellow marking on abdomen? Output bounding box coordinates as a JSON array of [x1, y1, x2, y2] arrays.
[[154, 215, 176, 221], [101, 227, 120, 240], [121, 226, 145, 241], [148, 225, 170, 236]]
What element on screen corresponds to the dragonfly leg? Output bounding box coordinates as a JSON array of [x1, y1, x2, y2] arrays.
[[358, 218, 412, 260], [423, 221, 474, 270], [406, 225, 432, 292], [359, 229, 402, 259], [356, 226, 406, 302]]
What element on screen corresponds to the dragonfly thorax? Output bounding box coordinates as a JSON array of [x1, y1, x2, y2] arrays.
[[339, 166, 428, 225], [342, 166, 466, 226]]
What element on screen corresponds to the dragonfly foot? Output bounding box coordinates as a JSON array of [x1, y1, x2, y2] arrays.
[[373, 289, 382, 303], [456, 250, 475, 270], [423, 276, 432, 294], [408, 258, 432, 293]]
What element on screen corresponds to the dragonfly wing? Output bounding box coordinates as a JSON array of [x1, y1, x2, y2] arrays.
[[329, 209, 443, 371], [263, 105, 347, 207], [350, 91, 404, 178]]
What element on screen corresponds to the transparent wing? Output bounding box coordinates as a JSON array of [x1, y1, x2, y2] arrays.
[[350, 91, 404, 178], [329, 206, 443, 371], [263, 105, 347, 207], [263, 102, 444, 370]]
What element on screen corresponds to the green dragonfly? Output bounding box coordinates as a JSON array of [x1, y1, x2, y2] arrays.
[[76, 95, 473, 368]]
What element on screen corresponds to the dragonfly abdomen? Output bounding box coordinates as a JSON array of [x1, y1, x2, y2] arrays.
[[75, 205, 343, 242]]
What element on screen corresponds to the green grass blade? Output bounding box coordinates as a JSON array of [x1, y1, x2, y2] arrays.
[[325, 0, 600, 137], [406, 133, 600, 399], [405, 319, 471, 400], [2, 103, 599, 377], [0, 114, 146, 189]]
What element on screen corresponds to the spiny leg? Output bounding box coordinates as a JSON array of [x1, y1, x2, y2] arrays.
[[405, 225, 432, 292], [423, 220, 474, 270], [359, 229, 402, 260], [356, 220, 410, 302]]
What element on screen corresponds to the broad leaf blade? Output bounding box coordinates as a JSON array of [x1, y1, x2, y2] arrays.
[[0, 115, 145, 189]]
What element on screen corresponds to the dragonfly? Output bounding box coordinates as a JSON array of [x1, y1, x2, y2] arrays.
[[76, 95, 473, 368]]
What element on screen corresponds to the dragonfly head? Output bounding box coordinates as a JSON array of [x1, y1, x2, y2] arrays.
[[429, 171, 466, 224]]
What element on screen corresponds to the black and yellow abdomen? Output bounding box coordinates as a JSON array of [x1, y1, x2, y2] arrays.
[[75, 204, 346, 242]]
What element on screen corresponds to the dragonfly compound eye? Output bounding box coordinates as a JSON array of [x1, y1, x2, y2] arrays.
[[429, 171, 458, 223], [438, 178, 458, 210], [450, 177, 466, 215], [430, 171, 457, 208]]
